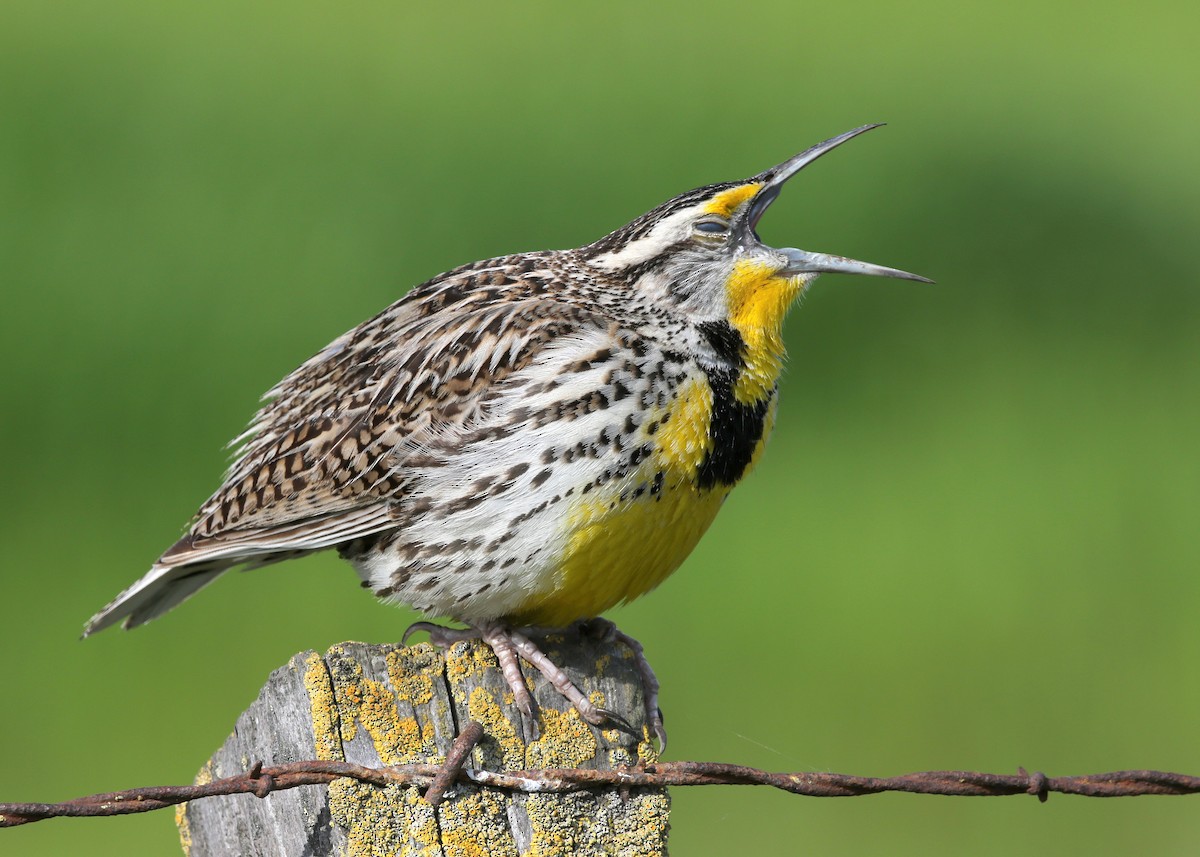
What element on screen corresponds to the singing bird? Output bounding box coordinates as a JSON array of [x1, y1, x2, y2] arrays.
[[86, 124, 929, 747]]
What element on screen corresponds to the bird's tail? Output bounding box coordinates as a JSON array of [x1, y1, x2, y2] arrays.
[[82, 559, 236, 637], [84, 508, 382, 636]]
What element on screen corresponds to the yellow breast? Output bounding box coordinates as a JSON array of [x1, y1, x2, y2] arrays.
[[508, 376, 773, 627], [507, 257, 798, 627], [511, 474, 730, 627]]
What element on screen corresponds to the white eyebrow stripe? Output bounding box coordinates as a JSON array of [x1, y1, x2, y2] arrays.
[[588, 208, 697, 270]]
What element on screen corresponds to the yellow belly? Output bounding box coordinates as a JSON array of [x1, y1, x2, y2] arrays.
[[508, 264, 797, 626], [507, 477, 730, 627], [508, 375, 770, 627]]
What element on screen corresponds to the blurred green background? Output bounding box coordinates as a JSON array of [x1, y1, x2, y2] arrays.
[[3, 1, 1198, 854]]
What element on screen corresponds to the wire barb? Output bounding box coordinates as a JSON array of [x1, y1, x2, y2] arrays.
[[425, 720, 485, 807], [3, 762, 1198, 828]]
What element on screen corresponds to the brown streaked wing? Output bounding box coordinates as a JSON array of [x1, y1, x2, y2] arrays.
[[161, 266, 607, 569]]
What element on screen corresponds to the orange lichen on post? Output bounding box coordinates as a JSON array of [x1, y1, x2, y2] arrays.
[[304, 650, 344, 762], [176, 759, 213, 856], [181, 634, 667, 856], [319, 643, 444, 856]]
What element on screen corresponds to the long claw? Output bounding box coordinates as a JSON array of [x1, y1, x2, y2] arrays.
[[403, 621, 478, 648], [401, 621, 440, 646], [594, 707, 637, 736], [402, 618, 665, 748], [652, 708, 667, 754], [601, 622, 667, 752]]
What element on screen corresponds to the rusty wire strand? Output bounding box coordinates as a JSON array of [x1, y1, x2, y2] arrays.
[[424, 720, 485, 807], [3, 755, 1198, 828]]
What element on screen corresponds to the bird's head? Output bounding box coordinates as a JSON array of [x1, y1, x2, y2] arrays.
[[582, 124, 930, 350]]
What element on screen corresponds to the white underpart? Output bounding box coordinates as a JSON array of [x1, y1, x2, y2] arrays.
[[353, 326, 662, 621]]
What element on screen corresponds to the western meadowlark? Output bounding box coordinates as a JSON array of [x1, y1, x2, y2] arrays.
[[85, 124, 929, 747]]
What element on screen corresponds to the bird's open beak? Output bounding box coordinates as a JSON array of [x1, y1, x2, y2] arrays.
[[744, 124, 933, 284], [779, 247, 932, 282]]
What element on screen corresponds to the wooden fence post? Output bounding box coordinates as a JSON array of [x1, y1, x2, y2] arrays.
[[177, 628, 669, 856]]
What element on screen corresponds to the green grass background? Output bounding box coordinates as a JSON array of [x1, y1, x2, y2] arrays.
[[3, 1, 1198, 854]]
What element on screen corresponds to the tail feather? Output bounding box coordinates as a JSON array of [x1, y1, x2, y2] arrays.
[[84, 503, 391, 636], [83, 561, 233, 637]]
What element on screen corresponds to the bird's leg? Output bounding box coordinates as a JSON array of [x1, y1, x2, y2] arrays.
[[477, 623, 540, 727], [404, 620, 540, 729], [504, 626, 633, 734], [403, 619, 636, 740], [577, 618, 667, 751]]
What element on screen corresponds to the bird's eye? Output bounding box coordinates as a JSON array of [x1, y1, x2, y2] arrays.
[[694, 219, 730, 236]]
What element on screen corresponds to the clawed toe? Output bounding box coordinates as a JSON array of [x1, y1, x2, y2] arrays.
[[601, 622, 666, 751], [402, 620, 479, 648], [401, 620, 437, 646], [402, 618, 666, 751], [593, 706, 637, 736], [650, 707, 667, 753]]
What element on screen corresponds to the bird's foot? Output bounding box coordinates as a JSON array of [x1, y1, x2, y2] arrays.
[[402, 621, 480, 649], [574, 618, 666, 752], [403, 619, 660, 747]]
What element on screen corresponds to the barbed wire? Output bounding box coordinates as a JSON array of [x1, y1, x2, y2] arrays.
[[3, 717, 1198, 828]]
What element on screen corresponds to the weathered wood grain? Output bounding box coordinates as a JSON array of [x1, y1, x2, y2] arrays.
[[178, 629, 669, 856]]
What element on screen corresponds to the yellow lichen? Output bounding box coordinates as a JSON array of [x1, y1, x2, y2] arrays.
[[437, 789, 518, 857], [175, 758, 215, 854], [358, 681, 423, 765], [176, 806, 191, 854], [236, 641, 666, 856], [523, 793, 591, 857], [446, 639, 496, 683], [526, 707, 597, 769], [636, 733, 661, 767], [193, 759, 215, 787], [316, 645, 449, 856], [466, 685, 524, 770], [304, 651, 344, 762], [604, 789, 672, 856], [327, 779, 439, 857], [327, 646, 433, 766], [388, 646, 436, 706], [523, 787, 671, 857]]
